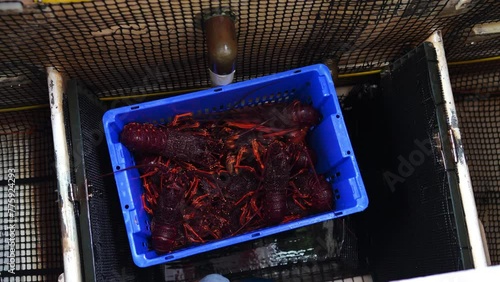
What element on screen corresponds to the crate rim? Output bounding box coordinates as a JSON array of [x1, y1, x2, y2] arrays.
[[103, 64, 332, 123]]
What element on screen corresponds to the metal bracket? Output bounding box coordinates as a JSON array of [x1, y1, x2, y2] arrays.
[[69, 183, 78, 203], [433, 128, 459, 167], [448, 129, 459, 164], [85, 179, 93, 199], [433, 131, 445, 166]]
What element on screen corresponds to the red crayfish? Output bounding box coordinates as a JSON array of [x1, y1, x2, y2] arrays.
[[121, 121, 222, 170], [119, 100, 335, 253]]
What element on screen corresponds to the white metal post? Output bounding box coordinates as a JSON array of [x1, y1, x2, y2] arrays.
[[47, 67, 83, 282]]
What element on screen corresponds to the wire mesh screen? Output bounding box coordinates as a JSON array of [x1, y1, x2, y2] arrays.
[[344, 43, 470, 281], [64, 82, 163, 281], [0, 109, 63, 280], [452, 60, 500, 265], [1, 0, 499, 108], [1, 1, 499, 280], [66, 81, 364, 280], [222, 220, 363, 282], [450, 61, 500, 95], [80, 90, 156, 281], [160, 217, 363, 282]]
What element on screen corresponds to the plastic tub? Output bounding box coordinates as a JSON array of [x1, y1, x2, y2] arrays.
[[102, 64, 368, 267]]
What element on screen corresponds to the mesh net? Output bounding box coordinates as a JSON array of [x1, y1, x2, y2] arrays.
[[1, 0, 499, 279], [66, 84, 363, 280], [61, 83, 161, 281], [453, 61, 500, 265], [450, 61, 500, 95], [343, 43, 469, 281], [0, 109, 63, 280], [78, 89, 155, 281], [1, 0, 499, 108], [161, 217, 363, 281]]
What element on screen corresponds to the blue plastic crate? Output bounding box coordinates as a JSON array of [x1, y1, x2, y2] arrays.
[[102, 64, 368, 267]]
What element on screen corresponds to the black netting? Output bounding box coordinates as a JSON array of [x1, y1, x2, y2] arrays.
[[450, 61, 500, 95], [450, 58, 499, 266], [161, 217, 362, 282], [444, 1, 500, 62], [454, 94, 500, 265], [1, 0, 500, 280], [345, 43, 470, 281], [0, 109, 63, 279], [65, 83, 161, 281], [80, 91, 145, 281], [1, 1, 499, 108], [66, 83, 362, 281], [0, 111, 53, 181]]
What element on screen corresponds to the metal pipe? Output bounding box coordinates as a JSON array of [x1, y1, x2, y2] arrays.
[[47, 67, 83, 282], [205, 12, 237, 86]]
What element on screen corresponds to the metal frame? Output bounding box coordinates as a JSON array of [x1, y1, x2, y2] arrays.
[[426, 31, 489, 268], [66, 80, 97, 281], [43, 31, 489, 282], [47, 67, 82, 282]]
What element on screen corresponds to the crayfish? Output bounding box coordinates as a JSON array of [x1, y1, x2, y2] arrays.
[[119, 100, 335, 253]]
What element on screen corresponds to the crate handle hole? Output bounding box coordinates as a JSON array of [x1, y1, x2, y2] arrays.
[[214, 88, 222, 92], [334, 211, 343, 216], [116, 166, 121, 170], [336, 115, 340, 118], [131, 106, 139, 110], [294, 70, 302, 73], [347, 150, 351, 155], [165, 255, 174, 260], [124, 205, 129, 209], [251, 232, 261, 238]]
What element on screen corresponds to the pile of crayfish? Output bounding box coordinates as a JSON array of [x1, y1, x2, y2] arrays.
[[120, 100, 334, 253]]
